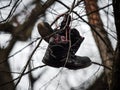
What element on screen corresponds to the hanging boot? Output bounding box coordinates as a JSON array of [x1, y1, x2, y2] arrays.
[[42, 40, 69, 68], [42, 42, 92, 70], [37, 22, 53, 42]]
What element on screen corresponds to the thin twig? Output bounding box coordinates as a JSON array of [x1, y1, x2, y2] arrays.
[[0, 0, 12, 9], [40, 1, 78, 89], [0, 0, 22, 23], [39, 68, 63, 90], [8, 38, 40, 58], [55, 1, 77, 89], [74, 11, 114, 53], [0, 38, 40, 64], [14, 38, 42, 88], [81, 3, 113, 17], [0, 65, 46, 88], [92, 61, 112, 70], [0, 65, 46, 75], [57, 0, 114, 54]]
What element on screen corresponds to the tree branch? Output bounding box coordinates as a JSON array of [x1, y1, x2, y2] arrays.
[[0, 0, 12, 9], [14, 38, 42, 88], [92, 61, 112, 70], [0, 65, 46, 88]]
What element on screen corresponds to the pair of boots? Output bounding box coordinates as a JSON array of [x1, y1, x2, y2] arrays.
[[42, 40, 91, 70], [38, 22, 92, 70]]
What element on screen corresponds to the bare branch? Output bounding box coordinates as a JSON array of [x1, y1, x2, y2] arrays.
[[0, 65, 46, 75], [0, 38, 40, 64], [0, 0, 22, 23], [81, 3, 113, 17], [92, 61, 112, 71], [0, 0, 12, 9], [14, 38, 42, 88], [57, 0, 114, 53], [0, 65, 46, 88]]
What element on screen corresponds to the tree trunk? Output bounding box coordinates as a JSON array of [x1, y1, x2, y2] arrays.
[[0, 52, 15, 90], [0, 38, 16, 90], [0, 28, 19, 90], [84, 0, 113, 89], [111, 0, 120, 90], [86, 72, 108, 90]]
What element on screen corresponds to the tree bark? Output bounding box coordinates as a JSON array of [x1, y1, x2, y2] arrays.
[[0, 52, 15, 90], [84, 0, 114, 89], [86, 72, 108, 90], [0, 38, 16, 90], [111, 0, 120, 90]]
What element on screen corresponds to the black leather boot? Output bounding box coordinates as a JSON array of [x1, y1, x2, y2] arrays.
[[42, 43, 92, 70]]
